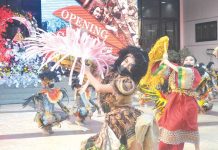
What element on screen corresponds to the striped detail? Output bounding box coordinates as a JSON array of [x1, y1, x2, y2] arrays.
[[153, 64, 167, 76], [178, 67, 194, 89]]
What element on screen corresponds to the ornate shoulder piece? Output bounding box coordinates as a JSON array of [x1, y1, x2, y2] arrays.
[[113, 76, 136, 96]]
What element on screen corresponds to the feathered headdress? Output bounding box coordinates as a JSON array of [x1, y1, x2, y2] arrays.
[[23, 27, 116, 85]]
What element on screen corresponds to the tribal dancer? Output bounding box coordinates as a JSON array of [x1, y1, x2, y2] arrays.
[[196, 63, 214, 112], [86, 85, 102, 116], [81, 46, 159, 150], [71, 72, 90, 125], [71, 73, 101, 125], [138, 36, 201, 150], [156, 54, 201, 150], [23, 71, 70, 135]]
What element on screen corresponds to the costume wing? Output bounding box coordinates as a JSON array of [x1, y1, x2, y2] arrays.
[[138, 36, 169, 120], [139, 36, 169, 90], [23, 93, 44, 108], [60, 88, 69, 101], [140, 88, 168, 120]]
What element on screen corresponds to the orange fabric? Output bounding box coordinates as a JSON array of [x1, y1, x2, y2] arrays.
[[41, 88, 62, 103]]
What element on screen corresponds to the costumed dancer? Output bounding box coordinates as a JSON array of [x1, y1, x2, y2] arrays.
[[23, 71, 70, 135], [86, 85, 102, 117], [206, 62, 218, 96], [81, 46, 159, 150], [71, 73, 101, 125], [155, 54, 201, 150], [195, 63, 214, 112], [71, 72, 90, 125]]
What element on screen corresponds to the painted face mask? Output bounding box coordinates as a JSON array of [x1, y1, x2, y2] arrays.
[[183, 64, 194, 68], [117, 65, 132, 77]]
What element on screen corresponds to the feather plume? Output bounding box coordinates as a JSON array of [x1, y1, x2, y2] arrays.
[[23, 27, 116, 85]]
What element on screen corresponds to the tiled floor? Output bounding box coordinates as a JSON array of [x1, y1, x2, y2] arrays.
[[0, 100, 218, 150]]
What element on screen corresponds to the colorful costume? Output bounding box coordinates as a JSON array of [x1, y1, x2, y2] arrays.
[[156, 64, 201, 149], [72, 82, 100, 124], [85, 85, 101, 116], [82, 72, 158, 150], [23, 71, 69, 135], [196, 69, 214, 112], [71, 72, 91, 124], [81, 46, 158, 150], [72, 88, 90, 124]]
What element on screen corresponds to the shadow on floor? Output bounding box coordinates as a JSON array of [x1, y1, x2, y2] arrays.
[[198, 121, 218, 127], [0, 119, 103, 140], [205, 110, 218, 117]]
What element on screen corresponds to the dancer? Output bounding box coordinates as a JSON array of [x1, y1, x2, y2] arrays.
[[195, 63, 214, 112], [81, 46, 159, 150], [85, 85, 102, 116], [213, 47, 218, 58], [71, 72, 90, 125], [157, 54, 201, 150], [23, 71, 69, 135]]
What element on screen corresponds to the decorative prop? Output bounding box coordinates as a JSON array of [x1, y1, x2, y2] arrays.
[[24, 27, 116, 85], [139, 36, 169, 89], [0, 6, 40, 88]]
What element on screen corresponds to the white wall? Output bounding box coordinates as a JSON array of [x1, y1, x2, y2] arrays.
[[181, 0, 218, 67]]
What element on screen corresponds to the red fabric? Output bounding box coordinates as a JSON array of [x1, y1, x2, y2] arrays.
[[158, 92, 199, 131], [159, 67, 201, 131], [159, 141, 184, 150], [151, 61, 161, 74], [192, 68, 202, 88]]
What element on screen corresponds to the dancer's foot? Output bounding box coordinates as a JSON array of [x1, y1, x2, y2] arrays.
[[48, 126, 54, 134], [75, 120, 84, 126], [42, 127, 50, 135], [88, 112, 93, 119], [97, 110, 102, 117]]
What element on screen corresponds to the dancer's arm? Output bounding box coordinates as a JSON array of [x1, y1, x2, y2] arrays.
[[162, 53, 178, 72], [85, 67, 114, 94]]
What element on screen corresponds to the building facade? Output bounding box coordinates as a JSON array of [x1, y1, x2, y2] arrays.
[[181, 0, 218, 67]]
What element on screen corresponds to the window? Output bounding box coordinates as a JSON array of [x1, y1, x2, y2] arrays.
[[195, 21, 217, 42], [139, 0, 180, 51]]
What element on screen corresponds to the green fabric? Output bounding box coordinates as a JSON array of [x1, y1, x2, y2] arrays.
[[178, 67, 183, 88], [119, 144, 127, 150], [153, 64, 166, 76]]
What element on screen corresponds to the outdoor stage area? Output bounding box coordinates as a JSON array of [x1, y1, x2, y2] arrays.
[[0, 99, 218, 150]]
